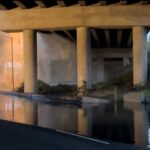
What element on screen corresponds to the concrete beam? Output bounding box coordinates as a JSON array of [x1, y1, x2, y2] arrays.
[[117, 30, 122, 47], [139, 1, 148, 5], [120, 1, 127, 5], [93, 48, 132, 52], [134, 1, 148, 5], [99, 1, 107, 5], [110, 1, 126, 6], [104, 30, 110, 47], [63, 30, 75, 41], [50, 30, 75, 41], [57, 1, 66, 7], [91, 29, 101, 47], [13, 1, 26, 9], [50, 30, 56, 34], [1, 6, 150, 31], [0, 4, 7, 10], [35, 1, 46, 8], [91, 1, 106, 6], [93, 48, 132, 58], [127, 31, 132, 47], [78, 1, 86, 6]]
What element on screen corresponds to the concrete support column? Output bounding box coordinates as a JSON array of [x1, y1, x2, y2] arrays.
[[77, 27, 91, 94], [133, 26, 148, 86], [23, 30, 37, 93]]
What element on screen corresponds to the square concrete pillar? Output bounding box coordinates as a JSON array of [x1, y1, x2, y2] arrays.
[[133, 26, 148, 86], [77, 27, 92, 94], [23, 30, 37, 93]]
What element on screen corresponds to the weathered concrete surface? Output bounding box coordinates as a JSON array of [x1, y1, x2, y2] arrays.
[[0, 6, 150, 31], [123, 92, 145, 103], [37, 32, 77, 85], [133, 27, 147, 86]]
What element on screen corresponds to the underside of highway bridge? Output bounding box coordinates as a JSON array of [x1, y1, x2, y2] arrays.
[[0, 0, 149, 94]]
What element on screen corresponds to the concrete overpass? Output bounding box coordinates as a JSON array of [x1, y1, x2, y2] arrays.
[[0, 0, 149, 94]]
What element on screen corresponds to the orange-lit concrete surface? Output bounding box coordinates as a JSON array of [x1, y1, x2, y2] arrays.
[[0, 32, 23, 91], [0, 32, 13, 91], [10, 32, 24, 90]]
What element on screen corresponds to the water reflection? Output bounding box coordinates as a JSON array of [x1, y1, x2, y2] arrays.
[[78, 108, 92, 135], [124, 103, 149, 147], [0, 95, 150, 148], [0, 96, 38, 125], [38, 104, 77, 132]]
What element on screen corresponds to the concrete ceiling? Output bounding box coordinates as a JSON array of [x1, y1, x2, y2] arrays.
[[0, 0, 149, 9], [46, 28, 132, 49]]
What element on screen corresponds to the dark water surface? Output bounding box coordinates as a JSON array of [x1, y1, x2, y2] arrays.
[[0, 95, 149, 149]]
